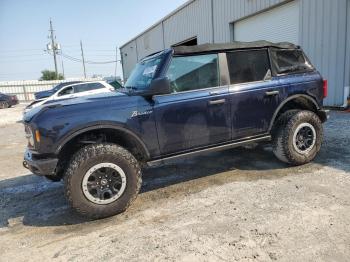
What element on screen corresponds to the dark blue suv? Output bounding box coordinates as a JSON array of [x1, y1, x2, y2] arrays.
[[23, 41, 328, 219]]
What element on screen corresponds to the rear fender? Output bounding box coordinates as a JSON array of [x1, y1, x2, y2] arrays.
[[268, 94, 322, 132]]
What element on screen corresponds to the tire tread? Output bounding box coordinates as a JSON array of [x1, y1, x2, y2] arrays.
[[272, 110, 323, 166], [64, 143, 141, 219]]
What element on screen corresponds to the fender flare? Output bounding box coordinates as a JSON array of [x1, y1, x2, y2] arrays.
[[55, 123, 150, 159], [268, 94, 320, 132]]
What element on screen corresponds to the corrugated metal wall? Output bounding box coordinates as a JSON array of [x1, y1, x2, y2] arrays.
[[300, 0, 349, 107], [346, 0, 350, 102], [120, 0, 349, 106], [121, 0, 213, 79], [120, 40, 138, 80], [212, 0, 287, 43], [136, 23, 164, 60], [163, 0, 212, 46], [233, 1, 300, 44], [121, 0, 290, 79]]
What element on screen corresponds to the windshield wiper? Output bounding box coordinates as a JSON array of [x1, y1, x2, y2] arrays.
[[120, 86, 138, 94], [125, 86, 138, 90]]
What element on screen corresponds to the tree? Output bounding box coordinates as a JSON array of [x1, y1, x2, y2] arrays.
[[39, 70, 64, 80]]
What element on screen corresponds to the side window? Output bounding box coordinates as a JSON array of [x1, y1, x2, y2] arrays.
[[74, 84, 89, 93], [271, 49, 314, 74], [227, 50, 270, 85], [166, 54, 219, 92], [58, 87, 73, 96], [84, 83, 105, 91]]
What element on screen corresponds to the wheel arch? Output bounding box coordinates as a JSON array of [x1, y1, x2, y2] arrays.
[[55, 123, 150, 161], [268, 94, 322, 132]]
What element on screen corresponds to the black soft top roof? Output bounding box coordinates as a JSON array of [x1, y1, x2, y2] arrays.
[[173, 41, 299, 55]]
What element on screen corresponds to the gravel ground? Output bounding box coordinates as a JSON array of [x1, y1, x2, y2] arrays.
[[0, 107, 349, 262], [0, 104, 26, 127]]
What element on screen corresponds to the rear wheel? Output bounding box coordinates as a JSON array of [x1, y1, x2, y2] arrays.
[[272, 110, 323, 165], [64, 143, 141, 219]]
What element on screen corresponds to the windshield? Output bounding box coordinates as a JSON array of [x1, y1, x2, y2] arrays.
[[124, 54, 163, 90], [53, 83, 65, 92]]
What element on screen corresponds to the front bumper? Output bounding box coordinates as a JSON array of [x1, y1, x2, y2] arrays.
[[23, 149, 58, 176]]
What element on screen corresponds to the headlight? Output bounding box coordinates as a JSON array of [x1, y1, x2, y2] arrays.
[[25, 125, 35, 148]]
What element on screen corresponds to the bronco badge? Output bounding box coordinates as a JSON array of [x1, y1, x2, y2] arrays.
[[131, 110, 153, 118]]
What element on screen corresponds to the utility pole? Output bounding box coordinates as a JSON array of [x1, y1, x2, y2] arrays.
[[49, 18, 58, 77], [61, 60, 65, 79], [80, 40, 87, 78], [115, 46, 118, 80]]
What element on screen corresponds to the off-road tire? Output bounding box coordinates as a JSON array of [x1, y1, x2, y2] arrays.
[[272, 110, 323, 165], [64, 143, 142, 219]]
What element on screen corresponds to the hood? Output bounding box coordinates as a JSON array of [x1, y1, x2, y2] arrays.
[[35, 90, 54, 99], [24, 91, 127, 122]]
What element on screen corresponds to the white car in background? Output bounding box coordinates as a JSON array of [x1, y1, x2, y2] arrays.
[[25, 81, 115, 113]]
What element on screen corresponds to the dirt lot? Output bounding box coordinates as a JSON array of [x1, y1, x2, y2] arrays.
[[0, 105, 349, 261]]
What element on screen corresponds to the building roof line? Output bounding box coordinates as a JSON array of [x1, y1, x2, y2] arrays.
[[120, 0, 196, 50]]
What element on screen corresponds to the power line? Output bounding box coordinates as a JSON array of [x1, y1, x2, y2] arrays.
[[86, 60, 120, 64], [60, 52, 119, 64]]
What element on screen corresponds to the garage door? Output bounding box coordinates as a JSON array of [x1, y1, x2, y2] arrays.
[[234, 1, 300, 44]]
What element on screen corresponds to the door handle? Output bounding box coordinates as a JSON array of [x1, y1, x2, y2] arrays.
[[209, 91, 221, 96], [209, 99, 226, 105], [265, 90, 279, 96]]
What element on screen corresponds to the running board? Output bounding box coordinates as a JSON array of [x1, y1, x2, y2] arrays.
[[147, 135, 271, 166]]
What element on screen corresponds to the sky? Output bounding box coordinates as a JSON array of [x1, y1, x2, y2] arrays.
[[0, 0, 188, 81]]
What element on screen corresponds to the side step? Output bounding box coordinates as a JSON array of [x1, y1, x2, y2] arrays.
[[147, 135, 271, 166]]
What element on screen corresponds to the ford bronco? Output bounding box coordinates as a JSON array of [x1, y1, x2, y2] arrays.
[[23, 41, 328, 218]]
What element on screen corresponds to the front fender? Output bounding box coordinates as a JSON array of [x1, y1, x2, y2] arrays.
[[54, 121, 150, 159]]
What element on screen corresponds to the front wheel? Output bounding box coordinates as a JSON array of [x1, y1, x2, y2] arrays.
[[64, 143, 142, 219], [272, 110, 323, 165]]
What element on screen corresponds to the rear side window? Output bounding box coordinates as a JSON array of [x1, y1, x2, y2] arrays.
[[85, 83, 104, 91], [74, 83, 104, 93], [167, 54, 219, 92], [226, 50, 270, 85], [271, 49, 314, 74]]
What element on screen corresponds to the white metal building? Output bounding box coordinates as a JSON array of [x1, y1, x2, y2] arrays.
[[120, 0, 350, 107]]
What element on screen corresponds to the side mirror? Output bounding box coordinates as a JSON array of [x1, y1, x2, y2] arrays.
[[146, 77, 171, 96]]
